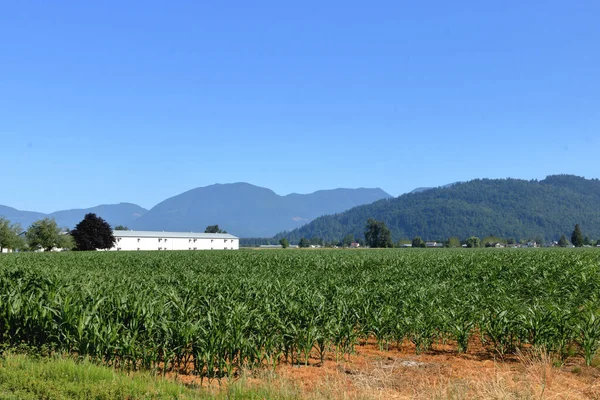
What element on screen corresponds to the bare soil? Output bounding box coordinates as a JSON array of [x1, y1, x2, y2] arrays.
[[169, 338, 600, 399]]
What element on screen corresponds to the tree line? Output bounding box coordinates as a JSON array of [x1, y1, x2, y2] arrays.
[[0, 213, 116, 252], [269, 220, 599, 249]]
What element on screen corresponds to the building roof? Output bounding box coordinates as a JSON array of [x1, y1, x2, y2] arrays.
[[112, 230, 238, 239]]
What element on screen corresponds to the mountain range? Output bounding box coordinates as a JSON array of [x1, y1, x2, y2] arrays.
[[5, 175, 599, 242], [0, 203, 148, 233], [276, 175, 600, 242], [0, 183, 391, 237]]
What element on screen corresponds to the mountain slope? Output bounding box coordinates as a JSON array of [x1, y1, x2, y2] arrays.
[[0, 203, 147, 230], [276, 175, 600, 242], [0, 206, 46, 230], [131, 183, 392, 237], [49, 203, 147, 229]]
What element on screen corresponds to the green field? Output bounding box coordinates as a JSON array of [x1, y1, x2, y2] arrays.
[[1, 248, 600, 382]]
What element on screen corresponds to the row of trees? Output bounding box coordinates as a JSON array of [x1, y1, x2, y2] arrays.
[[363, 220, 598, 249], [407, 224, 597, 248], [0, 213, 116, 252], [273, 221, 599, 249], [1, 217, 74, 252]]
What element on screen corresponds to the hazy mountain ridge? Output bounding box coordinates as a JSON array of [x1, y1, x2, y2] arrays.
[[130, 183, 392, 237], [276, 175, 600, 242], [1, 183, 392, 237], [0, 203, 148, 231]]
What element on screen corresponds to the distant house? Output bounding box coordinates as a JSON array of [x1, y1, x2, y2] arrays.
[[425, 241, 444, 248], [400, 243, 412, 248], [350, 242, 360, 248]]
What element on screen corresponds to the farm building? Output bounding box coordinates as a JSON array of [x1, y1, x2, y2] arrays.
[[111, 230, 239, 251]]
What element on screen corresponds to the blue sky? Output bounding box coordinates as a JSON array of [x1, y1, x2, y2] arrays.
[[1, 1, 599, 213]]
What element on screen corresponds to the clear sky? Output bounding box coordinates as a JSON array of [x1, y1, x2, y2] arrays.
[[1, 1, 599, 213]]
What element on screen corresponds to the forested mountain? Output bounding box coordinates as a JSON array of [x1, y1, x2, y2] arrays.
[[276, 175, 600, 242], [131, 183, 392, 237]]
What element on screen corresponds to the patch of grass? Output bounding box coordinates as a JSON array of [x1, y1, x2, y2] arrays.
[[0, 353, 304, 399], [0, 352, 200, 399]]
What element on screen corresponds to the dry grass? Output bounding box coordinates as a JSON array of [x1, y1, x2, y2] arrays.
[[165, 341, 600, 399]]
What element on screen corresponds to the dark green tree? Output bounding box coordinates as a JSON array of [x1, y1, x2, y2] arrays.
[[558, 234, 569, 247], [205, 225, 227, 233], [114, 225, 129, 231], [584, 236, 591, 246], [364, 219, 393, 248], [26, 218, 73, 251], [298, 238, 310, 248], [571, 224, 584, 247], [71, 213, 116, 251], [412, 236, 425, 248], [279, 238, 289, 248], [465, 236, 481, 248]]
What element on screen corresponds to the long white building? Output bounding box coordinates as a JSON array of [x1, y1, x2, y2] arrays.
[[111, 230, 239, 251]]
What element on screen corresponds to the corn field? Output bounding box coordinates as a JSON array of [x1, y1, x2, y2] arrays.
[[1, 249, 600, 380]]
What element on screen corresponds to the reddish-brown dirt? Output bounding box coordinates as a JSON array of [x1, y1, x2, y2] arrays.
[[167, 338, 600, 399]]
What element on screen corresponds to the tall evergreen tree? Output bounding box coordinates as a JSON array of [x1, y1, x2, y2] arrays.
[[571, 224, 584, 247], [364, 219, 393, 248], [558, 234, 569, 247]]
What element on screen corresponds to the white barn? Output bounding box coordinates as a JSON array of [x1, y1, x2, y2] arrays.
[[111, 230, 239, 251]]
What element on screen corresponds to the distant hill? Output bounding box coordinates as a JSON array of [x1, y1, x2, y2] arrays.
[[0, 203, 147, 230], [276, 175, 600, 242], [131, 183, 392, 237], [0, 206, 46, 230], [49, 203, 147, 229]]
